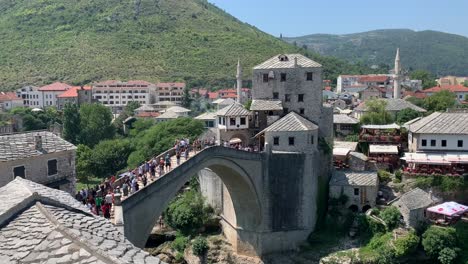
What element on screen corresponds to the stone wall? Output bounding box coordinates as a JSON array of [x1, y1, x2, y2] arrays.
[[0, 150, 76, 194], [198, 168, 223, 213], [265, 130, 317, 154]]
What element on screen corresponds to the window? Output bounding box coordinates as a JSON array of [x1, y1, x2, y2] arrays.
[[263, 74, 269, 83], [230, 118, 236, 126], [306, 72, 313, 81], [354, 188, 360, 196], [458, 140, 464, 148], [240, 117, 246, 125], [47, 159, 58, 176], [273, 92, 279, 99], [422, 139, 427, 146], [430, 140, 436, 147], [13, 166, 25, 178], [280, 73, 287, 82], [285, 94, 291, 102], [441, 140, 447, 147], [298, 94, 304, 102], [311, 135, 314, 145], [284, 108, 289, 114], [299, 108, 305, 115], [288, 137, 295, 146], [273, 137, 279, 145]]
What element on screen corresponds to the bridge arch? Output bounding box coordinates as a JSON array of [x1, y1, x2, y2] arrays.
[[120, 147, 264, 250]]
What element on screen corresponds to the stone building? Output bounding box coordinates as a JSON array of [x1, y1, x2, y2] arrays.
[[216, 103, 252, 145], [353, 98, 426, 119], [392, 188, 437, 228], [195, 112, 217, 128], [0, 131, 76, 194], [156, 82, 186, 104], [0, 178, 163, 264], [329, 170, 379, 212], [333, 114, 359, 137], [56, 86, 93, 110]]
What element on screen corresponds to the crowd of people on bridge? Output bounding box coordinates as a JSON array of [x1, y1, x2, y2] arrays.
[[75, 177, 116, 219]]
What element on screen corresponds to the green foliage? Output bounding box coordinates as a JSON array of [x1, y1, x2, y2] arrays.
[[129, 118, 155, 137], [76, 144, 94, 183], [377, 170, 392, 183], [285, 29, 468, 77], [422, 226, 458, 258], [360, 99, 394, 125], [62, 103, 81, 144], [244, 99, 252, 110], [9, 107, 61, 131], [380, 206, 401, 231], [128, 118, 204, 167], [192, 236, 208, 256], [357, 214, 386, 236], [438, 248, 458, 264], [393, 230, 419, 258], [165, 190, 213, 236], [172, 234, 189, 253], [113, 101, 141, 135], [464, 81, 468, 88], [413, 176, 466, 192], [396, 108, 422, 124], [78, 103, 115, 147], [410, 70, 438, 89], [424, 90, 456, 112], [90, 139, 134, 177], [344, 134, 359, 142], [181, 87, 192, 108], [395, 170, 402, 181]]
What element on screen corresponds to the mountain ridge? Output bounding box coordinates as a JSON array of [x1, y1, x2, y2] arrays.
[[285, 29, 468, 76]]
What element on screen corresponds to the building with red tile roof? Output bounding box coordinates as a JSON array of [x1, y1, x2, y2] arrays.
[[56, 86, 92, 110], [0, 92, 23, 111], [38, 82, 72, 92], [155, 82, 186, 105], [423, 85, 468, 102]]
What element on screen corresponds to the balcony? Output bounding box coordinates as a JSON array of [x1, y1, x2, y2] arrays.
[[359, 134, 402, 143]]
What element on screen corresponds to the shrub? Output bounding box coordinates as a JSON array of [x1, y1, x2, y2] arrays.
[[172, 234, 189, 252], [395, 170, 402, 181], [175, 252, 185, 262], [378, 170, 392, 183], [192, 236, 209, 256], [438, 248, 458, 264], [394, 230, 420, 257], [422, 226, 457, 258], [380, 206, 401, 231]]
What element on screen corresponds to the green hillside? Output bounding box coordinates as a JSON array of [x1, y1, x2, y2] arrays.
[[285, 29, 468, 76], [0, 0, 374, 90]]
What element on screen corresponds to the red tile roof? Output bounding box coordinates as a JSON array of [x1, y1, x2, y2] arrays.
[[324, 86, 332, 91], [0, 92, 21, 102], [208, 92, 219, 99], [403, 90, 427, 99], [94, 80, 154, 86], [219, 89, 237, 94], [136, 112, 160, 118], [57, 86, 91, 98], [221, 93, 238, 99], [156, 82, 186, 88], [423, 85, 468, 93], [39, 82, 72, 91], [358, 76, 389, 83]]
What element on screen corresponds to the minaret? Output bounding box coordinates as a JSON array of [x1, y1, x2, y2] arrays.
[[236, 59, 242, 103], [393, 48, 401, 99]]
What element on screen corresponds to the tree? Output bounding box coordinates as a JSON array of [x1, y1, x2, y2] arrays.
[[410, 70, 437, 89], [91, 139, 134, 177], [181, 87, 192, 108], [165, 190, 208, 235], [393, 230, 419, 257], [422, 226, 458, 258], [62, 103, 81, 144], [396, 108, 421, 124], [192, 236, 209, 256], [244, 99, 252, 110], [463, 80, 468, 87], [380, 206, 401, 231], [78, 103, 115, 147], [438, 248, 458, 264], [76, 144, 94, 186], [423, 90, 456, 112], [360, 99, 394, 125]]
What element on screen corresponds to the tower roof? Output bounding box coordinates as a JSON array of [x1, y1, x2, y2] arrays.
[[253, 54, 322, 69], [256, 112, 318, 136]]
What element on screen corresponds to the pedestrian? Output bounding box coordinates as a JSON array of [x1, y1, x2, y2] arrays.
[[159, 158, 165, 175], [176, 151, 181, 166], [102, 203, 111, 219], [95, 195, 103, 215], [184, 147, 189, 160], [165, 153, 171, 171], [122, 182, 129, 196], [142, 174, 147, 187]]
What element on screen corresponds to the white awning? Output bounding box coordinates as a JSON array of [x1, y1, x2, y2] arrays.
[[427, 202, 468, 216], [402, 152, 468, 164], [333, 147, 351, 156], [362, 123, 400, 130], [369, 145, 399, 154]]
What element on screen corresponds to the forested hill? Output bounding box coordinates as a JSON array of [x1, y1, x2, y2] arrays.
[[0, 0, 377, 91], [285, 29, 468, 76]]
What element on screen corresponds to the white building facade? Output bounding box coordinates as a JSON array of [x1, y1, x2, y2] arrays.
[[92, 80, 155, 112]]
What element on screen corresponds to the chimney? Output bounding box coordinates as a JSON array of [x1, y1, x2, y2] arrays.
[[294, 57, 298, 67], [34, 135, 43, 151]]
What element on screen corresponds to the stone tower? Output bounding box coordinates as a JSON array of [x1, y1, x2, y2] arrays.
[[394, 48, 401, 99], [236, 59, 242, 103]]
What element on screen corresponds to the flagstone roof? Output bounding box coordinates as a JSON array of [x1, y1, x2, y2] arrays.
[[195, 112, 217, 120], [254, 54, 322, 69], [216, 103, 251, 117], [0, 131, 76, 162], [355, 99, 426, 113], [407, 112, 468, 134], [393, 188, 435, 210], [333, 114, 359, 124], [0, 178, 164, 264], [257, 112, 318, 135], [250, 100, 283, 111], [330, 171, 378, 187]]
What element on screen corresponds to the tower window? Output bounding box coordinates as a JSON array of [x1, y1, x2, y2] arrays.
[[273, 92, 279, 99], [230, 118, 236, 126], [285, 94, 291, 102], [441, 140, 447, 147], [354, 188, 360, 196], [299, 108, 305, 115], [458, 140, 464, 147], [263, 74, 269, 83], [311, 135, 314, 144], [284, 108, 289, 114], [430, 140, 436, 147], [288, 137, 295, 146], [422, 139, 427, 146], [306, 72, 313, 81], [13, 166, 26, 179], [298, 94, 304, 102], [240, 117, 246, 125], [47, 159, 58, 176], [273, 137, 279, 145], [280, 73, 287, 82]]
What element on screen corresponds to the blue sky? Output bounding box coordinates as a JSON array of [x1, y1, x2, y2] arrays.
[[208, 0, 468, 37]]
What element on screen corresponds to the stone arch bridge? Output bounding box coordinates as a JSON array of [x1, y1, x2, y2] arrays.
[[119, 146, 326, 256]]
